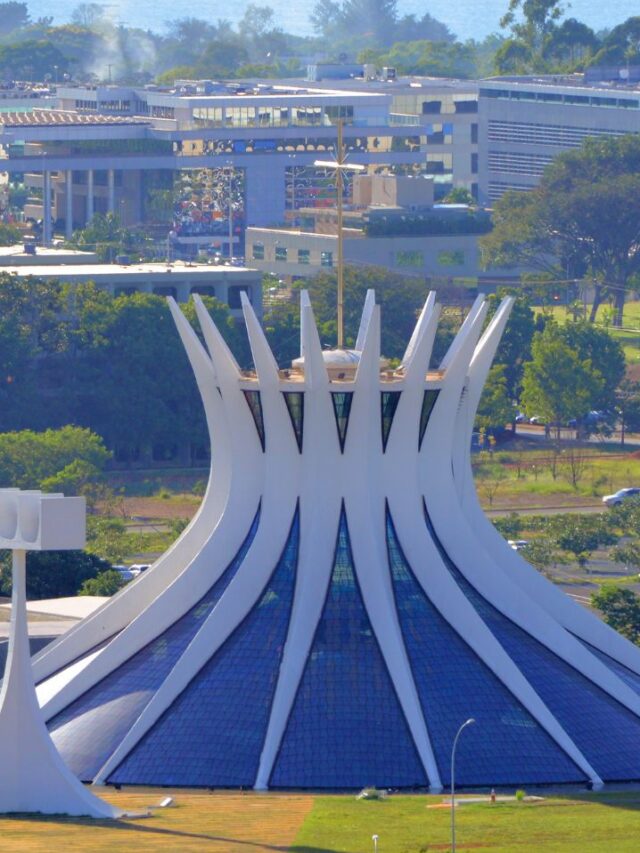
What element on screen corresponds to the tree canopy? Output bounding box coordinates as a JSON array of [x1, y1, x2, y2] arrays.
[[481, 135, 640, 324]]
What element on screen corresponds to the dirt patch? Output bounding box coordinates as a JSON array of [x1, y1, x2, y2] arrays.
[[0, 789, 315, 853]]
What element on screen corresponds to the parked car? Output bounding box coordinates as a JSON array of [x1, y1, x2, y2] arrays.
[[529, 416, 544, 425], [515, 412, 528, 424], [602, 488, 640, 507], [112, 565, 136, 582], [508, 539, 529, 551], [129, 563, 151, 575]]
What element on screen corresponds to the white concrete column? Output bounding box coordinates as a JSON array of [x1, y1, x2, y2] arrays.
[[107, 169, 115, 215], [86, 170, 94, 223], [42, 170, 52, 247], [65, 170, 73, 240]]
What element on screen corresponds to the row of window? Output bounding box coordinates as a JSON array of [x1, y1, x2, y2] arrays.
[[242, 389, 439, 454], [252, 243, 466, 270], [488, 119, 630, 148], [192, 105, 355, 129], [481, 88, 640, 109], [252, 242, 333, 267], [488, 150, 554, 177]]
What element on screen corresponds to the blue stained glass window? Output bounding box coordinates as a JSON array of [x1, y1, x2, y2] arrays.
[[48, 505, 261, 782], [423, 501, 640, 782], [243, 389, 266, 450], [282, 391, 304, 452], [577, 638, 640, 698], [419, 390, 439, 449], [386, 509, 583, 786], [270, 508, 427, 790], [109, 507, 300, 788], [380, 391, 401, 451], [331, 391, 353, 453]]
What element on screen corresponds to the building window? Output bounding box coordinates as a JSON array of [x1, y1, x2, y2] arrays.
[[283, 392, 304, 452], [331, 392, 353, 453], [243, 390, 266, 451], [321, 251, 333, 267], [381, 391, 401, 452], [297, 249, 310, 265], [228, 286, 250, 309], [190, 286, 215, 297], [252, 242, 264, 260], [275, 246, 288, 262], [395, 250, 423, 268], [422, 100, 441, 114], [471, 153, 479, 174], [454, 100, 478, 113], [437, 250, 464, 266], [471, 123, 478, 144]]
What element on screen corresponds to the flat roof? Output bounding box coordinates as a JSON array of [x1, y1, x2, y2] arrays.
[[0, 245, 97, 260], [0, 261, 259, 278]]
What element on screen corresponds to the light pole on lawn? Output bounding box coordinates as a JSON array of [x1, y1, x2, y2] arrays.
[[451, 717, 475, 853]]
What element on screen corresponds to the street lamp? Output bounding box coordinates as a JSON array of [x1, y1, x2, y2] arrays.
[[451, 718, 475, 853]]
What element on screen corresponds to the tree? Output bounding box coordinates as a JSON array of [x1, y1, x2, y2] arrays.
[[70, 3, 106, 28], [558, 321, 625, 417], [592, 585, 640, 645], [487, 291, 535, 402], [543, 19, 599, 67], [0, 2, 30, 34], [594, 17, 640, 66], [521, 324, 604, 434], [481, 135, 640, 325], [306, 266, 429, 360], [0, 40, 69, 79], [0, 426, 110, 490], [476, 365, 515, 431], [500, 0, 564, 52], [79, 569, 125, 596], [0, 550, 110, 599]]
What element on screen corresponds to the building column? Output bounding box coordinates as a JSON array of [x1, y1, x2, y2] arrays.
[[86, 169, 94, 223], [42, 170, 52, 247], [107, 169, 115, 215], [65, 170, 73, 240]]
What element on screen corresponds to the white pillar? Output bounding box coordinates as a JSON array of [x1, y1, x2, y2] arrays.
[[107, 169, 115, 215], [0, 549, 120, 817], [86, 170, 94, 223], [42, 170, 52, 247], [65, 170, 73, 240]]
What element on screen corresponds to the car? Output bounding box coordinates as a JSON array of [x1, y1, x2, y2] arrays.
[[602, 488, 640, 507], [508, 539, 529, 551], [129, 563, 151, 575], [515, 412, 528, 424], [529, 415, 544, 425]]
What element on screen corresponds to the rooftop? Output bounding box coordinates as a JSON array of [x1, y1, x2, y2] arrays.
[[0, 109, 150, 127]]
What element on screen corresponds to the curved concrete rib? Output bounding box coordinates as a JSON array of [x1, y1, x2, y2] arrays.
[[38, 297, 266, 717], [33, 298, 229, 684], [423, 302, 640, 734], [455, 301, 640, 675], [256, 298, 338, 789], [346, 304, 442, 789]]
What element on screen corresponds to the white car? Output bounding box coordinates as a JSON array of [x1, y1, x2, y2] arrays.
[[602, 488, 640, 507], [508, 539, 528, 551]]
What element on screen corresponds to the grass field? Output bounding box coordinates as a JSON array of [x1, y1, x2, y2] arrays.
[[5, 789, 640, 852]]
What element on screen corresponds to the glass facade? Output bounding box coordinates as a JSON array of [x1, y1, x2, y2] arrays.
[[243, 389, 266, 451], [381, 391, 401, 451], [283, 392, 304, 453], [419, 390, 439, 449], [577, 639, 640, 698], [423, 502, 640, 782], [387, 509, 584, 786], [49, 505, 262, 781], [331, 392, 353, 453], [110, 507, 300, 787], [270, 510, 427, 789]]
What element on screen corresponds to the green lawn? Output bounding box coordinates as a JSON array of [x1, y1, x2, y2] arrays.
[[292, 792, 640, 852]]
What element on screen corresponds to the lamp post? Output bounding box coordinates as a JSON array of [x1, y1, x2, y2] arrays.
[[451, 718, 475, 853]]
